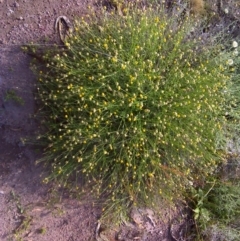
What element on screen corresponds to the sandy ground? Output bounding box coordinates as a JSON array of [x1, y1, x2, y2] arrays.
[[0, 0, 239, 241]]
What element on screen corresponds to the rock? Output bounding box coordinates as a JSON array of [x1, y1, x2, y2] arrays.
[[7, 8, 14, 15], [13, 2, 20, 8], [130, 208, 144, 227]]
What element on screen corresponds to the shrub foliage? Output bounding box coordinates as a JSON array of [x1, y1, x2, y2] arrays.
[[35, 6, 229, 214]]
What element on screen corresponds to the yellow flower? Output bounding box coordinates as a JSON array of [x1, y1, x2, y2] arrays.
[[112, 57, 117, 63], [121, 64, 126, 69], [103, 43, 108, 49]]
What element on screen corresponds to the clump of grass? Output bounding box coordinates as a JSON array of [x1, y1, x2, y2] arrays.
[[34, 5, 229, 219]]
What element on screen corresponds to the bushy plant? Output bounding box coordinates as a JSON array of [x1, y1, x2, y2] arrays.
[[190, 179, 240, 224], [189, 177, 240, 241], [203, 224, 240, 241], [34, 5, 229, 218], [221, 40, 240, 149], [185, 38, 240, 240]]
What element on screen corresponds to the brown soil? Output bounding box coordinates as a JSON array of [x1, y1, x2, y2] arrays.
[[0, 0, 239, 241], [0, 1, 103, 240]]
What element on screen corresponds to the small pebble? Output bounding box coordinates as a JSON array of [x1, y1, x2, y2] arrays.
[[8, 8, 14, 14], [13, 2, 20, 8]]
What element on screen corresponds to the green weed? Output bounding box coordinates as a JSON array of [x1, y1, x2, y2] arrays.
[[8, 191, 33, 241], [37, 227, 47, 235], [4, 89, 24, 106], [188, 177, 240, 241]]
